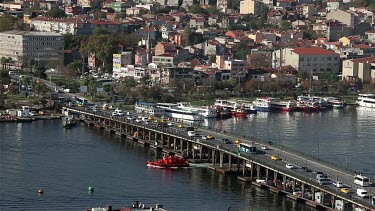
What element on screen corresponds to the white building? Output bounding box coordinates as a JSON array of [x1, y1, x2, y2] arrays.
[[0, 30, 64, 66], [275, 47, 340, 74]]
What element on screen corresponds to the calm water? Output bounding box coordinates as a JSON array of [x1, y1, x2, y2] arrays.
[[0, 106, 374, 210]]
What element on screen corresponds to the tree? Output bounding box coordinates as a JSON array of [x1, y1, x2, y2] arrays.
[[280, 21, 291, 31], [188, 5, 208, 14], [298, 70, 309, 80], [182, 25, 193, 46], [155, 6, 171, 14], [208, 54, 216, 65], [64, 34, 86, 50], [116, 32, 141, 48], [248, 54, 271, 68], [0, 14, 16, 32], [244, 79, 260, 96], [1, 57, 7, 69], [206, 7, 218, 15], [93, 27, 110, 35], [336, 80, 350, 95], [80, 34, 117, 73], [47, 8, 66, 18], [233, 41, 252, 60]]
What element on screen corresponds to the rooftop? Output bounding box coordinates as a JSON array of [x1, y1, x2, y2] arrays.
[[0, 30, 62, 36], [351, 56, 375, 63], [292, 47, 337, 55]]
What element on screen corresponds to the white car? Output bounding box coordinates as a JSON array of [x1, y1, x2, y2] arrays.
[[261, 145, 268, 150], [187, 131, 196, 137], [286, 164, 295, 169], [167, 122, 173, 126], [127, 116, 134, 120], [135, 119, 142, 123], [333, 181, 344, 188]]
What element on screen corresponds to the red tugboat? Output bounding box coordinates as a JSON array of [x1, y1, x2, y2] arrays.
[[147, 154, 189, 168]]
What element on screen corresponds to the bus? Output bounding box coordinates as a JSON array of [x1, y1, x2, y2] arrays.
[[76, 97, 88, 107], [354, 175, 369, 187], [239, 142, 257, 154]]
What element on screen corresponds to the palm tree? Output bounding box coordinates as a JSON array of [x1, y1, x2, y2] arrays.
[[6, 57, 12, 70], [1, 57, 7, 70]]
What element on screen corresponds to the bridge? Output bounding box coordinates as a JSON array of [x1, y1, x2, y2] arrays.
[[63, 106, 375, 211]]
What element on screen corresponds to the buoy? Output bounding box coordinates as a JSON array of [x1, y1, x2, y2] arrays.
[[38, 189, 43, 194], [88, 186, 94, 192]]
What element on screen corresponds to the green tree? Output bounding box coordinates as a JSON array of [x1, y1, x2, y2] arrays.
[[155, 6, 171, 14], [116, 32, 141, 48], [280, 21, 291, 31], [188, 5, 208, 14], [1, 57, 7, 69], [47, 8, 66, 18], [208, 54, 216, 65], [80, 34, 117, 73], [233, 41, 252, 60], [206, 7, 218, 15], [0, 14, 16, 32], [93, 27, 110, 35], [64, 34, 86, 50], [182, 25, 193, 46]]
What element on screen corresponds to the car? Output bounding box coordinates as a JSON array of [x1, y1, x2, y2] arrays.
[[222, 139, 232, 144], [271, 155, 280, 161], [148, 116, 153, 120], [234, 139, 240, 144], [333, 181, 344, 188], [286, 164, 295, 169], [167, 122, 173, 126], [203, 135, 215, 140], [111, 111, 118, 116], [157, 122, 167, 128], [127, 116, 134, 120], [261, 145, 268, 150], [301, 167, 312, 172], [135, 119, 142, 123], [154, 119, 159, 123], [341, 188, 350, 194], [187, 131, 196, 137], [318, 178, 331, 186], [186, 127, 194, 132], [178, 123, 183, 128], [143, 120, 151, 125]]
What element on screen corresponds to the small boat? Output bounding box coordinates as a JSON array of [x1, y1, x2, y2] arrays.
[[147, 154, 189, 168], [62, 116, 77, 128], [231, 107, 247, 118]]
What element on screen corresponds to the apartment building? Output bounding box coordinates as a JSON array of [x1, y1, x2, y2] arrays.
[[240, 0, 259, 15], [342, 56, 375, 82], [0, 30, 64, 65], [277, 47, 340, 74]]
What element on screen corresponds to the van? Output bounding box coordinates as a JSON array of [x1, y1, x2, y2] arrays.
[[8, 71, 17, 76], [356, 189, 369, 198], [318, 178, 331, 186], [354, 175, 369, 187]]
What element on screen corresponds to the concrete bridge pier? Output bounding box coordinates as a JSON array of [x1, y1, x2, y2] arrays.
[[257, 165, 261, 179], [199, 145, 203, 162], [265, 168, 269, 181], [274, 171, 278, 187], [228, 155, 232, 171], [283, 175, 287, 191], [173, 138, 177, 152], [219, 152, 224, 167]]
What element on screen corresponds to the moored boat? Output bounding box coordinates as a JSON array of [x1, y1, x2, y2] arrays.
[[357, 94, 375, 108], [231, 106, 247, 118], [62, 116, 77, 128], [147, 154, 189, 168], [271, 100, 295, 112]]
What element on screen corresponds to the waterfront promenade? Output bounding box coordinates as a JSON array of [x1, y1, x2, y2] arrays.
[[64, 106, 375, 211]]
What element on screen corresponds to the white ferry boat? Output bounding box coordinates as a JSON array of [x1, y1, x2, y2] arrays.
[[176, 102, 217, 118], [157, 103, 203, 121], [271, 100, 295, 111], [135, 102, 165, 115], [357, 94, 375, 108], [253, 98, 273, 112], [214, 99, 257, 114]]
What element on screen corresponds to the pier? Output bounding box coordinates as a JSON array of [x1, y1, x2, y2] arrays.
[[63, 106, 375, 211]]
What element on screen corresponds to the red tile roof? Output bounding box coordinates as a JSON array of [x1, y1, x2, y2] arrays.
[[292, 47, 337, 55], [351, 56, 375, 63], [353, 44, 372, 49]]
